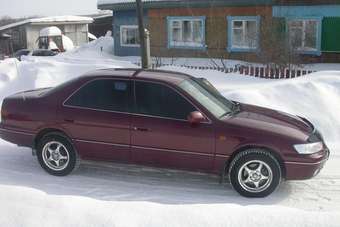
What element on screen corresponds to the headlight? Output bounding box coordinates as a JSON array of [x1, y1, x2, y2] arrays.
[[294, 142, 323, 154]]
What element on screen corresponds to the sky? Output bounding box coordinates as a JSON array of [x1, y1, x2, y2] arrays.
[[0, 0, 98, 18]]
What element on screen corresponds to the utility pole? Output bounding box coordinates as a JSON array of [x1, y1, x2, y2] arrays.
[[136, 0, 150, 69]]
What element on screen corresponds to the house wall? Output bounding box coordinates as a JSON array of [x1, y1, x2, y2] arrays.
[[106, 2, 340, 63], [1, 26, 27, 51], [273, 4, 340, 63], [63, 24, 89, 46], [26, 25, 42, 50], [112, 10, 148, 56], [273, 4, 340, 17], [0, 38, 13, 58], [148, 6, 273, 62]]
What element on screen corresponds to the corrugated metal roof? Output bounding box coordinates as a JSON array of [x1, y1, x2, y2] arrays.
[[98, 0, 275, 11]]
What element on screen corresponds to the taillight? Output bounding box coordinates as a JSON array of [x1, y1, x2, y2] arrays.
[[1, 104, 8, 121]]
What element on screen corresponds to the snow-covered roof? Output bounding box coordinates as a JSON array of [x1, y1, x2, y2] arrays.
[[83, 10, 113, 19], [0, 16, 93, 32], [39, 26, 62, 37]]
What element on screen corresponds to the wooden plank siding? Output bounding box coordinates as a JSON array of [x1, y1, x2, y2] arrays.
[[148, 6, 273, 61]]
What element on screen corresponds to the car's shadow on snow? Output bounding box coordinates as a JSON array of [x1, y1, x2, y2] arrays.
[[0, 146, 293, 205]]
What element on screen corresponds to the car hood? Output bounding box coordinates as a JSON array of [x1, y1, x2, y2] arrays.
[[222, 103, 313, 139]]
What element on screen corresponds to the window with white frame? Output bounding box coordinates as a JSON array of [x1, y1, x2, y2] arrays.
[[120, 25, 140, 47], [230, 18, 259, 50], [168, 17, 205, 48], [288, 19, 319, 52]]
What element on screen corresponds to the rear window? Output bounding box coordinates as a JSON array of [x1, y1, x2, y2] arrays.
[[44, 77, 80, 96]]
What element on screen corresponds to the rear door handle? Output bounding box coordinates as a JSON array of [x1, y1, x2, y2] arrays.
[[133, 127, 150, 132]]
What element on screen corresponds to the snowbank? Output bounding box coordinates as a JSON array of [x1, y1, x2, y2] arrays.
[[0, 185, 339, 227]]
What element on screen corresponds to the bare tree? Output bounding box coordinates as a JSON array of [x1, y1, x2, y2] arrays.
[[257, 17, 302, 70], [204, 0, 231, 70]]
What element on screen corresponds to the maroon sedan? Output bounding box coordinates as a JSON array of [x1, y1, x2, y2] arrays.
[[0, 69, 330, 197]]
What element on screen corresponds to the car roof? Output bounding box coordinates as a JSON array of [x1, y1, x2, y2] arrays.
[[83, 68, 193, 85]]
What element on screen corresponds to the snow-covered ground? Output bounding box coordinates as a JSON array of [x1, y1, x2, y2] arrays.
[[0, 37, 339, 226]]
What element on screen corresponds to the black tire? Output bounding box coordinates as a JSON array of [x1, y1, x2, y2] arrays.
[[36, 132, 80, 176], [228, 149, 281, 198]]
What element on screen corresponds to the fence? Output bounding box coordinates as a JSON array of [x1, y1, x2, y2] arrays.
[[134, 62, 316, 79]]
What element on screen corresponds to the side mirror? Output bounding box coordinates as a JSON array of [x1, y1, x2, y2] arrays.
[[187, 111, 206, 125]]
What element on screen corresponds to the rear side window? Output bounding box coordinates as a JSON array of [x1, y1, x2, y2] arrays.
[[65, 79, 132, 112], [135, 81, 196, 120]]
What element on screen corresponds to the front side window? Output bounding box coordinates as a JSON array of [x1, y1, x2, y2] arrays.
[[288, 19, 320, 53], [135, 81, 197, 120], [168, 17, 205, 48], [228, 16, 260, 52], [179, 78, 234, 119], [65, 79, 132, 112], [120, 25, 140, 47]]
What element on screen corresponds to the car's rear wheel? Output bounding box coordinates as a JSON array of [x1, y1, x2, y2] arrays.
[[229, 149, 281, 197], [37, 132, 80, 176]]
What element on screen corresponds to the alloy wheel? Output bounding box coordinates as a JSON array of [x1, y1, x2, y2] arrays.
[[42, 141, 70, 171], [237, 160, 273, 193]]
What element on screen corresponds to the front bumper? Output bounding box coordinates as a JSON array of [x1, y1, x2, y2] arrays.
[[284, 118, 330, 180], [284, 147, 330, 180]]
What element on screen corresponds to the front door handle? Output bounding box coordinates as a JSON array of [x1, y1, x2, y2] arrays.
[[133, 127, 150, 132]]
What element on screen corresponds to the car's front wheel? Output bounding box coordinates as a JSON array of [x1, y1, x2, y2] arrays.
[[37, 132, 80, 176], [229, 149, 281, 197]]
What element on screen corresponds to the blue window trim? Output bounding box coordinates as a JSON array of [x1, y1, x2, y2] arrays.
[[286, 16, 323, 56], [227, 16, 261, 53], [167, 16, 206, 50], [120, 25, 140, 48]]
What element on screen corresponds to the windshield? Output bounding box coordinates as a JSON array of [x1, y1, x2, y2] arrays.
[[179, 78, 234, 118]]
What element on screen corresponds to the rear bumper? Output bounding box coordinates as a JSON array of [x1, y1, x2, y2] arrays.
[[0, 123, 35, 148], [284, 147, 330, 180]]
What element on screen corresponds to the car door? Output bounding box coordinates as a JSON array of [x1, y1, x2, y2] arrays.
[[130, 80, 215, 172], [60, 78, 132, 162]]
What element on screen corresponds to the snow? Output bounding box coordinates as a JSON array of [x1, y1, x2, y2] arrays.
[[29, 15, 93, 23], [0, 37, 340, 226], [88, 32, 97, 40], [39, 26, 62, 37], [0, 16, 93, 32], [62, 35, 75, 51]]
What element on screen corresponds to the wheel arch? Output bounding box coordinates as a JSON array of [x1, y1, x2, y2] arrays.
[[226, 145, 286, 179], [34, 128, 73, 149]]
